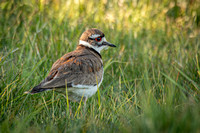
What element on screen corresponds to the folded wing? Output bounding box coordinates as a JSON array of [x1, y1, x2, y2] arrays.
[[29, 49, 103, 94]]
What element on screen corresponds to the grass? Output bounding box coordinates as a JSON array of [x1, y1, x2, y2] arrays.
[[0, 0, 200, 132]]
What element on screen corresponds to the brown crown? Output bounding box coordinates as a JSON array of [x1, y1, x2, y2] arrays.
[[80, 28, 104, 42]]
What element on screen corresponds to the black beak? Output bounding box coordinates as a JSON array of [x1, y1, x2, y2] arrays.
[[102, 41, 116, 47]]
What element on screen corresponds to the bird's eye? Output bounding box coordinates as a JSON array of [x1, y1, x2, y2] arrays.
[[95, 37, 102, 42]]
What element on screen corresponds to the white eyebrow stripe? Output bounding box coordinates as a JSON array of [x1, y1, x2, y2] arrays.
[[89, 34, 100, 39]]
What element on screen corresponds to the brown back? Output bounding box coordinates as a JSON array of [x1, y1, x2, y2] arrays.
[[39, 45, 103, 89]]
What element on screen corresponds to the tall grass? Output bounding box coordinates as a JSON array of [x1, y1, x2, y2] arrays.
[[0, 0, 200, 132]]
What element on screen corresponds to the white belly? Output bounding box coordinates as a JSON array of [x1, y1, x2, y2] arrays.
[[72, 86, 98, 98], [71, 75, 103, 98]]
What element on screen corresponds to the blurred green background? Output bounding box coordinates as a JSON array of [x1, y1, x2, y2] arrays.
[[0, 0, 200, 132]]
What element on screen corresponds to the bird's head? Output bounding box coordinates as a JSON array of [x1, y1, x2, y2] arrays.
[[79, 28, 116, 53]]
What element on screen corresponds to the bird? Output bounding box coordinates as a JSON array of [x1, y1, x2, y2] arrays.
[[26, 28, 116, 103]]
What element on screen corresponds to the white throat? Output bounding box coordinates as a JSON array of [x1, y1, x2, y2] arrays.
[[79, 37, 107, 53]]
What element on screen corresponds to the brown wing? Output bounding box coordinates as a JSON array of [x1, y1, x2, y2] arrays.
[[37, 48, 103, 89]]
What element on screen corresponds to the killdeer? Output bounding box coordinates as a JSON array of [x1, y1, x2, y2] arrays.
[[26, 28, 116, 102]]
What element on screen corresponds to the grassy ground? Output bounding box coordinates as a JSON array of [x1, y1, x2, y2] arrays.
[[0, 0, 200, 132]]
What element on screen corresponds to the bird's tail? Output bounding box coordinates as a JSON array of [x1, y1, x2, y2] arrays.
[[24, 85, 48, 94]]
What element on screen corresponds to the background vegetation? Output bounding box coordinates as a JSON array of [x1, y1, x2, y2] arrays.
[[0, 0, 200, 132]]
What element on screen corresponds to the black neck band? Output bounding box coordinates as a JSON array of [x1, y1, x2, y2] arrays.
[[79, 45, 102, 59]]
